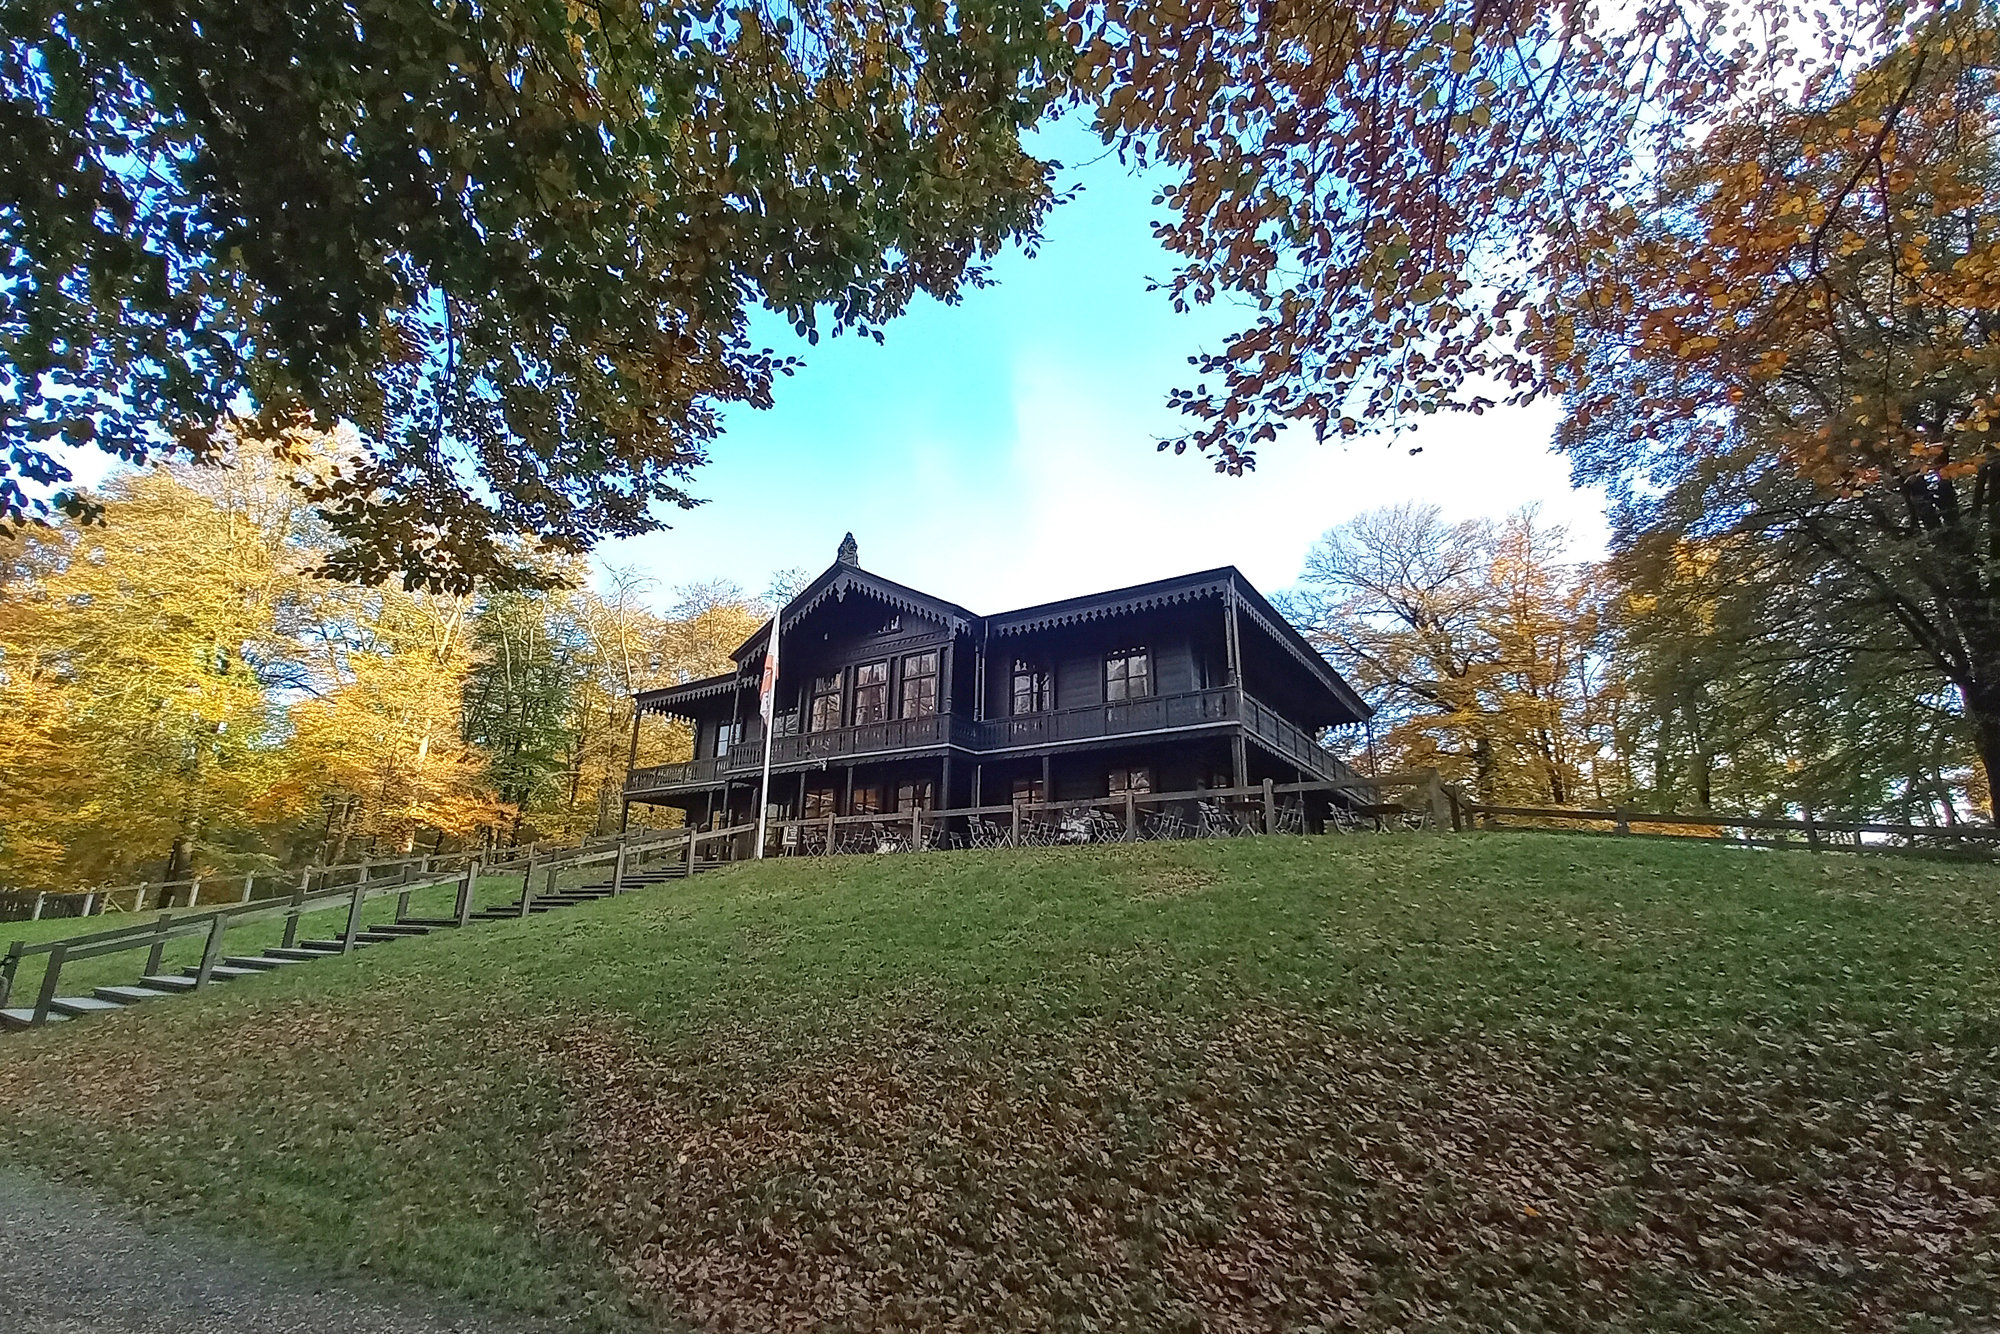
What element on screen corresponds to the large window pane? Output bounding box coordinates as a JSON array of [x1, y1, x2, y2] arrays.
[[1011, 659, 1049, 715], [853, 660, 889, 724], [900, 651, 939, 718], [1105, 648, 1152, 702], [809, 673, 842, 732]]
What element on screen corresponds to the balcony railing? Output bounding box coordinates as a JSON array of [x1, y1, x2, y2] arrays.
[[977, 686, 1237, 750], [624, 686, 1350, 793]]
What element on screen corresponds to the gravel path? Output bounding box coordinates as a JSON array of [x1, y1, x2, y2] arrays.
[[0, 1169, 573, 1333]]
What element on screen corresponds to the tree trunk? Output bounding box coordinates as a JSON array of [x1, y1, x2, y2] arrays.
[[1968, 687, 2000, 821]]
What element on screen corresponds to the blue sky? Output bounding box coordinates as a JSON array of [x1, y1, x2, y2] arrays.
[[601, 116, 1606, 614]]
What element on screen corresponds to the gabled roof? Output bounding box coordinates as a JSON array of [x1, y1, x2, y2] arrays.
[[635, 670, 747, 715], [991, 567, 1370, 721], [732, 560, 976, 663]]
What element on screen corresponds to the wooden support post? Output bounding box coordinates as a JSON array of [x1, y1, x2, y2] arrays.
[[187, 878, 203, 908], [1805, 811, 1822, 852], [912, 805, 923, 851], [341, 878, 366, 953], [144, 913, 171, 976], [282, 869, 309, 948], [134, 882, 149, 913], [685, 827, 698, 877], [519, 850, 536, 918], [611, 841, 628, 895], [1426, 770, 1450, 831], [826, 810, 837, 855], [0, 941, 23, 1010], [1125, 792, 1138, 841], [1262, 778, 1276, 835], [1010, 802, 1021, 847], [1613, 809, 1630, 835], [31, 942, 67, 1026], [240, 873, 255, 903], [194, 913, 229, 985], [29, 892, 44, 922], [1041, 754, 1052, 806], [455, 859, 480, 927], [82, 893, 98, 917], [972, 764, 983, 808]]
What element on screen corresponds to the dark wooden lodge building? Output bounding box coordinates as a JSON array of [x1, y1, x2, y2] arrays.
[[624, 537, 1371, 833]]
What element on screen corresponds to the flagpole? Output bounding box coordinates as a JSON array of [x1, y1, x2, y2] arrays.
[[753, 615, 779, 859]]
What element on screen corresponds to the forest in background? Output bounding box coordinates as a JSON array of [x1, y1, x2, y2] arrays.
[[0, 436, 784, 891], [2, 431, 1984, 895]]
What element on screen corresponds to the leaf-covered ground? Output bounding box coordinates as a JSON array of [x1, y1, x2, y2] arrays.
[[2, 833, 1997, 1331]]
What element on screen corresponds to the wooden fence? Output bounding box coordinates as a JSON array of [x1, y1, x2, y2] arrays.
[[0, 824, 742, 1026], [1453, 798, 2000, 857]]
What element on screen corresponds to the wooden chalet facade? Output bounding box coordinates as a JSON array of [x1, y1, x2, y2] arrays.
[[624, 537, 1371, 830]]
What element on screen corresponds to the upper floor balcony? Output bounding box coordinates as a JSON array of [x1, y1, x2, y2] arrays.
[[624, 684, 1350, 797]]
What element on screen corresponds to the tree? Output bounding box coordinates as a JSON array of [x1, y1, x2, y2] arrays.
[[3, 0, 1068, 589], [1564, 8, 2000, 804], [1064, 0, 1952, 469], [1283, 503, 1613, 804], [0, 451, 312, 886]]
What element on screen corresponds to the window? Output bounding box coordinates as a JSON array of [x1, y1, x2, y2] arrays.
[[774, 708, 800, 737], [896, 780, 934, 812], [850, 784, 884, 815], [900, 651, 939, 718], [1011, 660, 1050, 715], [712, 721, 741, 758], [809, 673, 842, 732], [852, 660, 890, 724], [1109, 765, 1153, 798], [1105, 648, 1152, 701], [878, 614, 902, 635], [1011, 776, 1045, 805], [804, 786, 836, 818]]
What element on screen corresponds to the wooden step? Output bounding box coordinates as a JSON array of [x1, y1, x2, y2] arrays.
[[353, 931, 405, 944], [0, 1008, 68, 1029], [367, 924, 432, 936], [391, 917, 465, 928], [296, 939, 375, 952], [265, 946, 339, 962], [49, 995, 126, 1017], [139, 974, 199, 993], [224, 955, 302, 970], [179, 964, 264, 982], [94, 985, 176, 1004]]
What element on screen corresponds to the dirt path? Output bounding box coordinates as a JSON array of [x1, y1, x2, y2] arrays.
[[0, 1169, 575, 1333]]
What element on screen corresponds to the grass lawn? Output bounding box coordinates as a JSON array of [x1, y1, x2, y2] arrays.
[[1, 832, 1997, 1331]]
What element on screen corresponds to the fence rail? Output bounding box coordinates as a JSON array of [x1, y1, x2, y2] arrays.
[[0, 824, 738, 1027], [1454, 798, 2000, 854]]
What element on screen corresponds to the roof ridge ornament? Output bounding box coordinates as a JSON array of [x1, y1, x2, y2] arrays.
[[836, 532, 859, 567]]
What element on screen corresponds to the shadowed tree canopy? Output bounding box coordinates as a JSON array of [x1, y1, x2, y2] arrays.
[[1, 0, 1065, 589], [1064, 0, 1955, 469]]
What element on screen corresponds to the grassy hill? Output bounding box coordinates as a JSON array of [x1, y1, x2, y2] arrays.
[[2, 833, 1997, 1331]]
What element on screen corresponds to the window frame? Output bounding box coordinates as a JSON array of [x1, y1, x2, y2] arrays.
[[1108, 765, 1153, 798], [1104, 647, 1153, 702], [899, 650, 940, 719], [1010, 659, 1050, 715], [851, 659, 890, 725], [808, 673, 843, 733]]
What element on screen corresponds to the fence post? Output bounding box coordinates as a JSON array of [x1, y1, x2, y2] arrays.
[[912, 806, 923, 850], [188, 878, 202, 908], [194, 913, 230, 985], [518, 850, 536, 919], [341, 877, 366, 953], [455, 859, 480, 927], [31, 942, 67, 1025], [1261, 779, 1276, 835], [826, 811, 838, 855], [282, 869, 309, 949], [1126, 792, 1138, 841], [1010, 803, 1021, 847], [1613, 809, 1630, 835], [82, 893, 98, 917], [0, 941, 22, 1010], [143, 913, 171, 977], [1805, 813, 1822, 852], [135, 882, 149, 913], [29, 892, 45, 922], [240, 873, 255, 904], [685, 828, 698, 877], [611, 841, 628, 895], [1425, 770, 1450, 831]]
